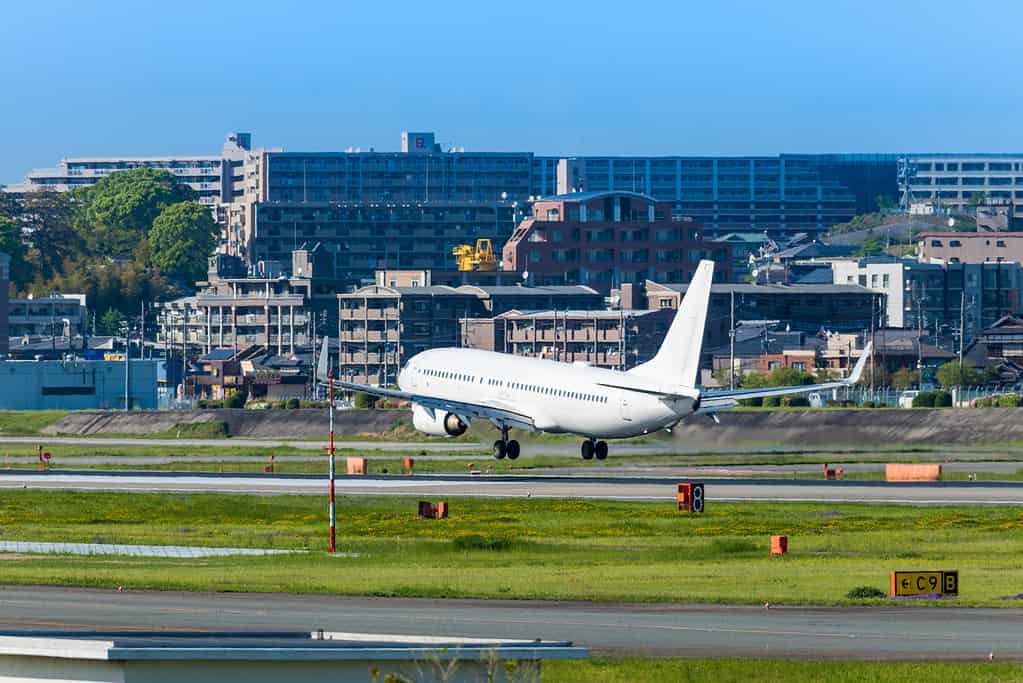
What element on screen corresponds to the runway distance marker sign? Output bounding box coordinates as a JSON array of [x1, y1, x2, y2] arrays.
[[890, 570, 958, 597]]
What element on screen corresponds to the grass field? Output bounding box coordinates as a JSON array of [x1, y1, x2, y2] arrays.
[[542, 658, 1022, 682], [0, 411, 69, 436], [4, 491, 1023, 605]]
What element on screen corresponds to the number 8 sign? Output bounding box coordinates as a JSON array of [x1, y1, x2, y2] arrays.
[[692, 483, 705, 513]]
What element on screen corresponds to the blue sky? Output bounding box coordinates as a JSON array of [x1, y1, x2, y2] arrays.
[[3, 0, 1023, 183]]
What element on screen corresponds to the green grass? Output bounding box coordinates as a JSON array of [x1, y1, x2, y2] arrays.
[[0, 411, 69, 436], [5, 492, 1023, 605], [542, 658, 1022, 682]]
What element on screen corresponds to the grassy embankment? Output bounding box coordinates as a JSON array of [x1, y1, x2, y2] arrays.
[[543, 658, 1020, 682], [4, 492, 1023, 605]]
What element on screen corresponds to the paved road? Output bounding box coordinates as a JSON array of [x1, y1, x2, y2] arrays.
[[6, 470, 1023, 504], [0, 587, 1020, 660]]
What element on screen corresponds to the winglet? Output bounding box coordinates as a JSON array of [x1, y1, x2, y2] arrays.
[[845, 342, 873, 385], [316, 336, 330, 383]]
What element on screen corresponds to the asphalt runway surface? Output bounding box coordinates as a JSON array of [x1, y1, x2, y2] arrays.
[[6, 470, 1023, 504], [1, 587, 1021, 660], [10, 435, 1023, 458]]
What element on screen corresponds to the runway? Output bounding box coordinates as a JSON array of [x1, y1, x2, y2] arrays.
[[5, 470, 1023, 504], [1, 586, 1021, 660]]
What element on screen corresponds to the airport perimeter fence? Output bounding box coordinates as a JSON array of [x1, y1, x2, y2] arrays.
[[843, 386, 1018, 408]]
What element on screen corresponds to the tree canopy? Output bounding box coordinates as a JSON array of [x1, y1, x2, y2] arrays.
[[935, 359, 982, 387], [148, 201, 218, 282], [0, 168, 218, 319], [74, 168, 195, 257]]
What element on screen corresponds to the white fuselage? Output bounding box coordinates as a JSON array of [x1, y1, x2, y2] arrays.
[[397, 347, 694, 439]]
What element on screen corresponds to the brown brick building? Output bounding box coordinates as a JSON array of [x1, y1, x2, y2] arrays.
[[501, 190, 731, 294]]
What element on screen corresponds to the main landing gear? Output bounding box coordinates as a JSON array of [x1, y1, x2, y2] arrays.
[[581, 438, 608, 461], [493, 426, 520, 460]]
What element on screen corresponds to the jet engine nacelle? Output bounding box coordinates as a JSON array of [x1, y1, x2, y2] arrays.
[[411, 403, 468, 437]]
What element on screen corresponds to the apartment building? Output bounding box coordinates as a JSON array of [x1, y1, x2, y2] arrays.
[[461, 308, 674, 371], [157, 253, 319, 355], [5, 133, 252, 208], [917, 231, 1023, 266], [337, 283, 602, 385], [553, 154, 897, 239], [832, 256, 1023, 342], [246, 200, 520, 286], [635, 281, 881, 351], [6, 294, 87, 338], [903, 155, 1023, 211], [502, 190, 731, 294]]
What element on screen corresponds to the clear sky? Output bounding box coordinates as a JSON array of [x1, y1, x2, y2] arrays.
[[3, 0, 1023, 183]]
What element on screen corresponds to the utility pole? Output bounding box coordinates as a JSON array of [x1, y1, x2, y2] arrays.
[[122, 322, 130, 411], [729, 290, 736, 390], [916, 284, 923, 373], [959, 290, 966, 387], [869, 294, 876, 393], [181, 308, 188, 401]]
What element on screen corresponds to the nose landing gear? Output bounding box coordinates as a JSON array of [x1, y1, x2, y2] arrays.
[[580, 438, 608, 460]]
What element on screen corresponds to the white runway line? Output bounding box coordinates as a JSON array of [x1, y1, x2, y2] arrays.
[[0, 541, 303, 558]]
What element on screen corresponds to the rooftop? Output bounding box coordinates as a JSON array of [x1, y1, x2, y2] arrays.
[[541, 190, 657, 203], [654, 282, 873, 295]]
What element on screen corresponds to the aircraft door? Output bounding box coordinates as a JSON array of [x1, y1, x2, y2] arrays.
[[620, 396, 633, 421]]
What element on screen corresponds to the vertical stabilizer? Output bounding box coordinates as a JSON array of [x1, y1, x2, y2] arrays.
[[316, 336, 330, 382], [628, 260, 714, 388]]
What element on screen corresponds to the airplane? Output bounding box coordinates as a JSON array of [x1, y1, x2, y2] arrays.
[[318, 260, 871, 460]]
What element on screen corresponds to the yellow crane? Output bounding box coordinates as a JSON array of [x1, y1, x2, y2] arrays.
[[452, 238, 498, 272]]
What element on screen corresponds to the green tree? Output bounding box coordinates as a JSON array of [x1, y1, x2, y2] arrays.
[[935, 359, 982, 387], [36, 256, 170, 319], [75, 168, 194, 257], [855, 233, 885, 257], [891, 367, 920, 389], [875, 194, 896, 212], [148, 202, 218, 281], [99, 307, 126, 336], [20, 190, 83, 279], [0, 215, 31, 290]]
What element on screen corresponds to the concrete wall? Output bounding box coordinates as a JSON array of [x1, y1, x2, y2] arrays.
[[43, 409, 404, 438], [0, 360, 158, 410], [674, 408, 1023, 446]]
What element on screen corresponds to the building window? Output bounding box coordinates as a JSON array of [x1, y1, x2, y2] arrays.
[[882, 274, 890, 288], [931, 240, 943, 247], [659, 298, 673, 308], [950, 240, 961, 247], [997, 240, 1007, 247]]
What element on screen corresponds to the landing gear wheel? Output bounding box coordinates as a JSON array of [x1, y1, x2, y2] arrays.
[[506, 440, 520, 460], [493, 440, 507, 459], [594, 441, 608, 460], [581, 440, 595, 460]]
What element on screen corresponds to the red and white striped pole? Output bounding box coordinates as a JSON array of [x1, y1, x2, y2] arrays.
[[328, 369, 336, 554]]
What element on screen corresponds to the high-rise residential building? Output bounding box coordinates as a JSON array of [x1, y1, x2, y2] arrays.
[[4, 133, 252, 208], [902, 155, 1023, 211], [501, 190, 731, 293], [550, 154, 898, 239]]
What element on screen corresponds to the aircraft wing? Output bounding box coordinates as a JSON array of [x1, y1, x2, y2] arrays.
[[700, 342, 872, 411], [316, 338, 534, 431], [327, 377, 536, 433]]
